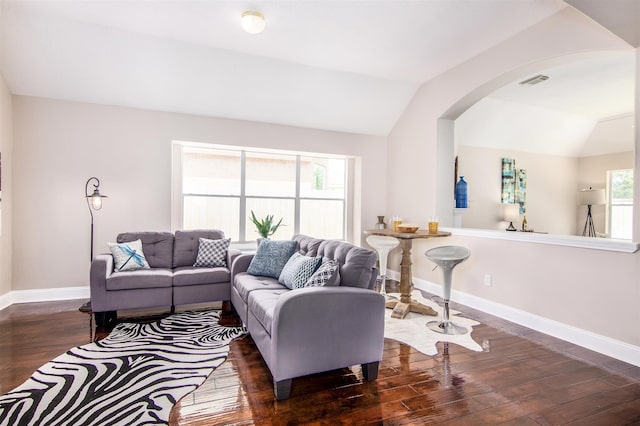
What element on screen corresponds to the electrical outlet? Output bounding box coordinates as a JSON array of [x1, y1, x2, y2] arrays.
[[483, 274, 492, 287]]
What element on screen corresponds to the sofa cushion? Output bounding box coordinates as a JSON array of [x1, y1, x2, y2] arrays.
[[107, 239, 150, 271], [106, 269, 173, 291], [172, 266, 231, 287], [248, 289, 289, 336], [304, 259, 341, 287], [194, 237, 231, 267], [317, 240, 377, 289], [118, 232, 174, 268], [234, 272, 286, 302], [247, 240, 297, 279], [278, 253, 322, 289], [173, 229, 226, 268]]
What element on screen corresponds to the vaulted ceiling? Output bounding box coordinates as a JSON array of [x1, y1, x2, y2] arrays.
[[0, 0, 635, 142]]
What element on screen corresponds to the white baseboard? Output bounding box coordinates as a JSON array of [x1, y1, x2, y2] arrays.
[[388, 270, 640, 368], [0, 287, 89, 311], [0, 292, 11, 311]]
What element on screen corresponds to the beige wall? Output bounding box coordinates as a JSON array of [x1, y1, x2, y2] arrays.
[[12, 96, 387, 291], [0, 74, 11, 297], [388, 7, 640, 348], [457, 145, 579, 234]]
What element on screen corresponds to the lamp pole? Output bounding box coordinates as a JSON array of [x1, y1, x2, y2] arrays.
[[85, 177, 107, 261]]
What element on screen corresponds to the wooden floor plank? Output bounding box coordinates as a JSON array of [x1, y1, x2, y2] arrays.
[[1, 295, 639, 425]]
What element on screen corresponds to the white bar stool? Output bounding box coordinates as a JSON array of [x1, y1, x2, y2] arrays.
[[366, 235, 400, 297], [425, 245, 470, 335]]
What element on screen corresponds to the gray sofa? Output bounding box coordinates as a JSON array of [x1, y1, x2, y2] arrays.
[[90, 230, 240, 327], [231, 234, 385, 400]]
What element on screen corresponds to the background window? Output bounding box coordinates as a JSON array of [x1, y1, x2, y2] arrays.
[[176, 143, 349, 243], [608, 169, 633, 240]]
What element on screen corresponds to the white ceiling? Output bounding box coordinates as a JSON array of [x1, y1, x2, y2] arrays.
[[0, 0, 569, 136], [457, 52, 636, 157], [0, 0, 636, 155]]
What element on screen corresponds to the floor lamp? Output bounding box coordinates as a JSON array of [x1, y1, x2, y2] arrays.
[[82, 177, 107, 315], [577, 187, 605, 237], [85, 177, 108, 261]]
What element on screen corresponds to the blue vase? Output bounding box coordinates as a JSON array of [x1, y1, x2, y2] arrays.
[[455, 176, 468, 208]]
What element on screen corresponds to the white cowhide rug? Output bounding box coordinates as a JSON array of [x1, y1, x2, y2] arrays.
[[384, 290, 483, 355]]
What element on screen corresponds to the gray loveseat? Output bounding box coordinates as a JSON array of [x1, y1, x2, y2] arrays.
[[90, 230, 239, 327], [231, 234, 385, 400]]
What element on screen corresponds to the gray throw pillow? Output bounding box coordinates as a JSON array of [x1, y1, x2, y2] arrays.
[[247, 240, 297, 279], [278, 253, 322, 289], [304, 259, 340, 287], [194, 238, 230, 267]]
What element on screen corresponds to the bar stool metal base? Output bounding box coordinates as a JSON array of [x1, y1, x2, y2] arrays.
[[426, 319, 468, 335], [426, 299, 467, 335]]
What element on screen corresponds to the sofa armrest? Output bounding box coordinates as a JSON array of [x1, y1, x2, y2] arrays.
[[230, 253, 255, 284], [89, 253, 114, 312], [227, 248, 242, 271], [269, 287, 385, 381]]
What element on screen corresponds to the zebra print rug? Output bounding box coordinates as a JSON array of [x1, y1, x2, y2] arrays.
[[0, 310, 245, 426]]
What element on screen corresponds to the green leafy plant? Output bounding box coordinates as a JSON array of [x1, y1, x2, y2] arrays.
[[250, 210, 284, 238]]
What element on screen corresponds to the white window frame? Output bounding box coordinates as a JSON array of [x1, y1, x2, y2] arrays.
[[171, 141, 353, 245]]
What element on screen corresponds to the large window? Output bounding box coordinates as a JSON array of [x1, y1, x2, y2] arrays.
[[608, 169, 633, 240], [174, 143, 349, 243]]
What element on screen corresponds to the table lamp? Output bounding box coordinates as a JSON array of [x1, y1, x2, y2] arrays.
[[503, 203, 519, 231]]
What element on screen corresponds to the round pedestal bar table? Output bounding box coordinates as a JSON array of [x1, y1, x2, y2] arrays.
[[364, 228, 451, 319]]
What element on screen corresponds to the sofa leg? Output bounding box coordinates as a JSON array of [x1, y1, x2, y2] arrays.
[[274, 379, 292, 400], [218, 301, 242, 327], [362, 361, 379, 381], [95, 311, 117, 329]]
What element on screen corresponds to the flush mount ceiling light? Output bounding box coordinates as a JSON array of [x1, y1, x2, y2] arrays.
[[241, 10, 266, 34]]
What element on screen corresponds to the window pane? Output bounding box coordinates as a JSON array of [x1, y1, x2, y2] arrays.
[[611, 169, 634, 199], [184, 196, 239, 241], [300, 200, 344, 240], [609, 169, 633, 240], [246, 198, 295, 241], [246, 152, 296, 197], [183, 148, 241, 195], [611, 205, 633, 239], [300, 157, 345, 199]]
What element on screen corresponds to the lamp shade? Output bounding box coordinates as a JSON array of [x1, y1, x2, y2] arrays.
[[89, 188, 104, 210], [577, 188, 605, 206], [503, 203, 520, 222]]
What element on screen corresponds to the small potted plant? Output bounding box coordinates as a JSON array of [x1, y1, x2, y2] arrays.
[[250, 210, 284, 240]]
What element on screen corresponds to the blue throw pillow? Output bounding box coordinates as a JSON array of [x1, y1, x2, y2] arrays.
[[247, 240, 297, 279], [278, 253, 322, 289]]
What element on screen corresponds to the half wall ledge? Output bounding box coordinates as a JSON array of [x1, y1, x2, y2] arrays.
[[442, 228, 639, 253]]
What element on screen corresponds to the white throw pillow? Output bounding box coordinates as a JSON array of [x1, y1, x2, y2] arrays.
[[107, 239, 150, 271]]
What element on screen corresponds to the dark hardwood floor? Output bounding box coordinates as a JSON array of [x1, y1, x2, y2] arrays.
[[1, 290, 639, 425]]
